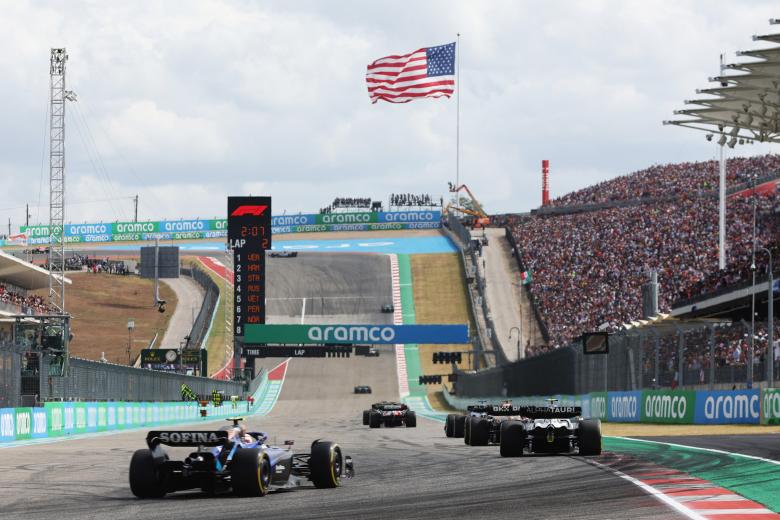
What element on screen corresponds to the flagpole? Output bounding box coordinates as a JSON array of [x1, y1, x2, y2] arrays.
[[456, 33, 460, 209]]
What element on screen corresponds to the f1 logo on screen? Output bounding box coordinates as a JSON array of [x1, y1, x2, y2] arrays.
[[231, 205, 269, 217], [228, 196, 272, 336]]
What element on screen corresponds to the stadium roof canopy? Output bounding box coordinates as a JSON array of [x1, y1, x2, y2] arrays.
[[0, 250, 70, 291], [665, 19, 780, 145]]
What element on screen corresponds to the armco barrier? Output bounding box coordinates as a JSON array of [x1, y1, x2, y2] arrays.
[[694, 389, 760, 425]]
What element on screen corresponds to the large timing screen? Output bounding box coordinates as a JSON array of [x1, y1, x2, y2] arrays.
[[227, 196, 272, 336]]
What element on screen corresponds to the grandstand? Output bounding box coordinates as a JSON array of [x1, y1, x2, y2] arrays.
[[0, 250, 70, 316]]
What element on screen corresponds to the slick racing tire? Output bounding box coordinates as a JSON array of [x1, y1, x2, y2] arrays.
[[578, 418, 602, 456], [129, 448, 167, 498], [369, 411, 381, 429], [454, 415, 466, 438], [363, 410, 370, 426], [464, 416, 474, 445], [499, 421, 525, 457], [468, 418, 489, 446], [445, 414, 456, 437], [405, 411, 417, 428], [231, 448, 271, 497], [310, 441, 343, 488]]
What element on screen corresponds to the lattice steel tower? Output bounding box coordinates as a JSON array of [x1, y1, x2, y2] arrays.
[[48, 48, 76, 312]]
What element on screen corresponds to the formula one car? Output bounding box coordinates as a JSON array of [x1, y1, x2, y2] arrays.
[[269, 250, 298, 258], [354, 385, 372, 394], [497, 404, 601, 457], [444, 402, 492, 438], [381, 304, 394, 313], [129, 418, 354, 498], [362, 401, 416, 428]]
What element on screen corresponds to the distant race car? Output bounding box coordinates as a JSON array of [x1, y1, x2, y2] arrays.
[[129, 417, 354, 498], [366, 348, 379, 357], [362, 401, 416, 428], [270, 251, 298, 258], [447, 400, 601, 457], [381, 304, 394, 313], [354, 385, 372, 394]]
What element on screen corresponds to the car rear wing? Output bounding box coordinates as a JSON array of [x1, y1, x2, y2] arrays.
[[146, 430, 229, 448], [518, 406, 582, 419]]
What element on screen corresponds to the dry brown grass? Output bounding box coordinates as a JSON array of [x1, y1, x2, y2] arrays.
[[34, 273, 176, 364], [411, 253, 473, 394]]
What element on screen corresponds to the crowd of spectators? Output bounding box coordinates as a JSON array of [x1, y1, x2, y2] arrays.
[[550, 154, 780, 208], [389, 193, 440, 207], [645, 322, 780, 385], [510, 157, 780, 352], [333, 197, 372, 209], [0, 283, 50, 315]]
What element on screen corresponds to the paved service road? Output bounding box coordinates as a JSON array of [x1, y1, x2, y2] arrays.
[[158, 276, 204, 348]]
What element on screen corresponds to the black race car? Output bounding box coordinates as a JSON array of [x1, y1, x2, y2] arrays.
[[354, 385, 372, 394], [444, 402, 493, 438], [381, 304, 394, 313], [270, 250, 298, 258], [129, 418, 354, 498], [362, 402, 416, 428]]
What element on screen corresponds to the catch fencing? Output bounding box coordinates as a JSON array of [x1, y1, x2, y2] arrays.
[[455, 320, 780, 397], [39, 355, 244, 402]]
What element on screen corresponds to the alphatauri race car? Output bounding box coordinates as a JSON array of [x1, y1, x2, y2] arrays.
[[129, 418, 354, 498], [362, 401, 416, 428], [496, 404, 601, 457]]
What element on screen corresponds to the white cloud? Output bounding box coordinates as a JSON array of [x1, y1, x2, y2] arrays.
[[1, 0, 779, 230]]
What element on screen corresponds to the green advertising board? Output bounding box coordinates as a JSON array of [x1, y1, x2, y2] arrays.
[[640, 390, 695, 424], [762, 388, 780, 425], [45, 402, 65, 437], [15, 408, 32, 440]]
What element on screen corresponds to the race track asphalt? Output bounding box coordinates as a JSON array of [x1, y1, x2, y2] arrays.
[[0, 251, 689, 520]]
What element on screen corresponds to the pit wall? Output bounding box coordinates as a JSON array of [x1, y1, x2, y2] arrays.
[[0, 368, 279, 444], [443, 387, 780, 425], [10, 211, 442, 245]]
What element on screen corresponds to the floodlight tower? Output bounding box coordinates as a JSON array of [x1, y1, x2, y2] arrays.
[[48, 48, 77, 312]]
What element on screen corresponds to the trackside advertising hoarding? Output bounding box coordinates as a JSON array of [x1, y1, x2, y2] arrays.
[[694, 389, 760, 424], [244, 324, 469, 345], [443, 388, 780, 425], [607, 391, 642, 422], [16, 211, 442, 245], [761, 388, 780, 425]]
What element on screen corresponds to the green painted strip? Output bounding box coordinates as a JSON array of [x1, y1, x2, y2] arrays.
[[604, 436, 780, 512], [398, 254, 426, 397]]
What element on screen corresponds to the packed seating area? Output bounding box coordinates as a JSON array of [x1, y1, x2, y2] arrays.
[[0, 283, 50, 315], [510, 155, 780, 352], [549, 155, 780, 208]]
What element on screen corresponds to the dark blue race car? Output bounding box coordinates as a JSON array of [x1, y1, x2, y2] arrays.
[[130, 418, 354, 498]]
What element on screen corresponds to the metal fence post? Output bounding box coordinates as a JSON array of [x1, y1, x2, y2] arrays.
[[677, 328, 685, 387]]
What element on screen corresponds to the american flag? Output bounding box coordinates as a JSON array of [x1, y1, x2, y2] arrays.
[[366, 42, 456, 104]]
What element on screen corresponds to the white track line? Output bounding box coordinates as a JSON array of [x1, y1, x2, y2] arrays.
[[300, 297, 306, 324], [587, 458, 708, 520], [612, 436, 780, 466]]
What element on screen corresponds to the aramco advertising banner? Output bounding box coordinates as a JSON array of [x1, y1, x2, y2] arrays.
[[244, 324, 469, 344], [16, 211, 441, 245]]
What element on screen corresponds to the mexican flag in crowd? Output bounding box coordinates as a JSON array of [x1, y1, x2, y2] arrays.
[[521, 270, 533, 285]]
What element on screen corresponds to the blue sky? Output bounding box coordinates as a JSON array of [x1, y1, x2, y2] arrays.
[[1, 1, 778, 229]]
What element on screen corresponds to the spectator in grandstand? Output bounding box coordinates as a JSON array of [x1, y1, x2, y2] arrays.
[[511, 164, 779, 352], [550, 154, 780, 208]]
